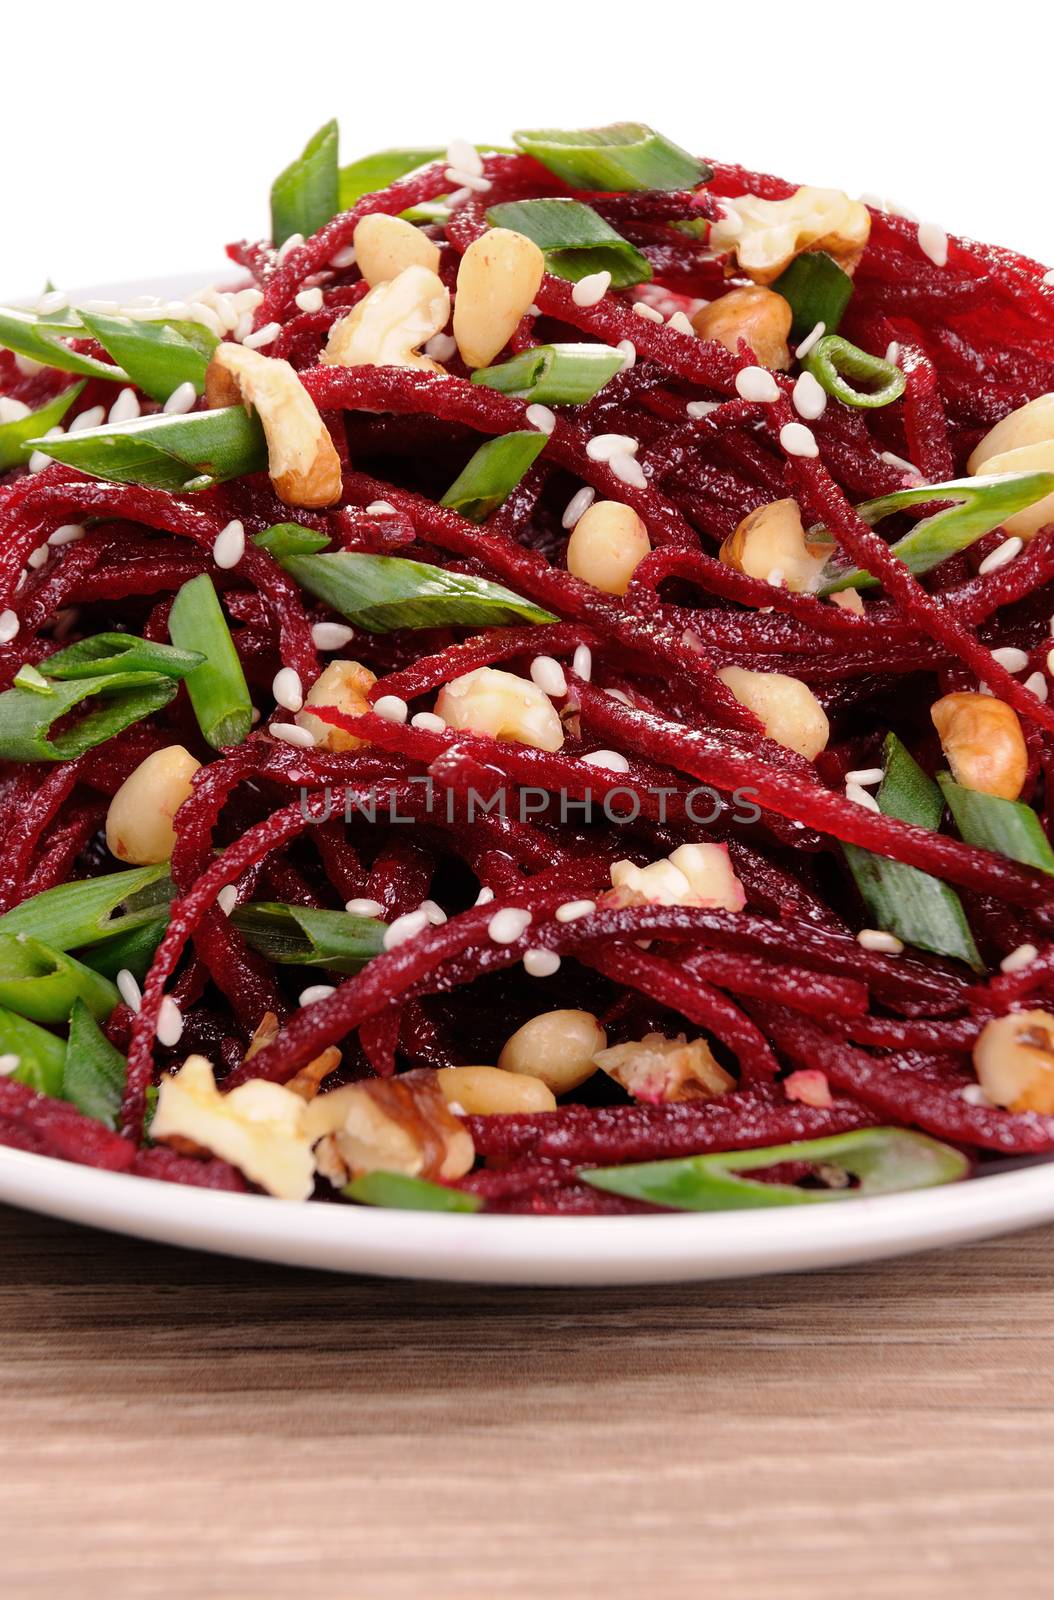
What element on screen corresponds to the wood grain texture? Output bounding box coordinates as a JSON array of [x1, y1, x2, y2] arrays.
[[0, 1203, 1052, 1600]]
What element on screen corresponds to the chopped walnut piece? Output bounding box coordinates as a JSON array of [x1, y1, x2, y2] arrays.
[[303, 1068, 474, 1185], [594, 1033, 735, 1105]]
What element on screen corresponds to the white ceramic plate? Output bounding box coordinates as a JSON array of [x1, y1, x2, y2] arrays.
[[5, 272, 1054, 1283]]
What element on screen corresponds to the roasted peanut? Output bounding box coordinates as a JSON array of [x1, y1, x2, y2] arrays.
[[968, 440, 1054, 540], [565, 500, 651, 595], [973, 1010, 1054, 1113], [453, 228, 545, 369], [692, 286, 793, 369], [717, 665, 830, 760], [353, 214, 441, 287], [105, 745, 201, 865], [205, 343, 342, 509], [435, 666, 564, 752], [720, 498, 828, 592], [296, 660, 377, 751], [931, 691, 1028, 800], [436, 1065, 557, 1115], [498, 1010, 607, 1096], [967, 393, 1054, 475]]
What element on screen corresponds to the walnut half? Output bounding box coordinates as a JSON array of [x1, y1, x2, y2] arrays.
[[304, 1068, 475, 1186]]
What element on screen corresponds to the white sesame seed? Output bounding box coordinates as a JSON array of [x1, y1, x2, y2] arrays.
[[581, 749, 630, 772], [735, 366, 780, 403], [295, 287, 324, 313], [1000, 942, 1039, 974], [14, 354, 44, 377], [562, 486, 595, 529], [277, 232, 304, 262], [526, 305, 541, 318], [69, 405, 106, 433], [445, 139, 483, 177], [27, 544, 49, 571], [978, 537, 1023, 575], [346, 898, 385, 918], [555, 898, 596, 923], [299, 983, 336, 1007], [47, 524, 85, 547], [572, 271, 612, 308], [845, 767, 885, 786], [857, 929, 904, 954], [28, 445, 56, 474], [606, 688, 633, 705], [991, 646, 1030, 673], [846, 782, 882, 812], [116, 969, 142, 1013], [36, 289, 68, 315], [526, 403, 556, 434], [0, 1054, 20, 1076], [330, 245, 357, 270], [273, 667, 304, 713], [108, 387, 141, 424], [419, 899, 448, 926], [311, 621, 354, 651], [411, 711, 447, 733], [960, 1083, 993, 1107], [633, 301, 664, 323], [445, 168, 491, 193], [156, 996, 184, 1048], [792, 370, 827, 420], [374, 694, 408, 724], [616, 339, 636, 369], [530, 656, 567, 697], [1025, 670, 1048, 702], [1044, 270, 1054, 288], [918, 222, 949, 268], [424, 332, 458, 362], [474, 886, 495, 906], [879, 449, 924, 478], [383, 909, 430, 949], [163, 381, 197, 415], [667, 310, 695, 336], [366, 499, 397, 515], [885, 342, 901, 366], [686, 399, 722, 420], [765, 567, 784, 588], [609, 452, 647, 488], [445, 188, 473, 208], [573, 644, 592, 681], [524, 948, 561, 977], [795, 321, 826, 359], [779, 422, 819, 459], [586, 432, 639, 463], [488, 907, 532, 945], [242, 322, 282, 350], [212, 518, 245, 570], [217, 885, 238, 917], [0, 397, 31, 424], [269, 721, 316, 747]]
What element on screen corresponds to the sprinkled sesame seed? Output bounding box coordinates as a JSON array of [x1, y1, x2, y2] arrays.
[[885, 342, 901, 366], [36, 289, 67, 315], [330, 245, 357, 270], [116, 969, 142, 1013], [474, 886, 495, 906], [632, 301, 664, 323], [765, 568, 784, 588], [445, 139, 483, 177], [108, 387, 141, 424], [273, 667, 304, 712], [295, 287, 324, 313], [991, 646, 1030, 673], [978, 537, 1023, 575], [1000, 942, 1039, 974], [346, 898, 385, 918], [383, 909, 430, 950], [1025, 670, 1048, 702], [586, 433, 639, 463], [445, 167, 490, 192], [217, 885, 238, 917], [488, 907, 532, 945], [581, 749, 630, 772], [524, 949, 561, 977], [366, 499, 397, 514], [846, 782, 881, 812], [573, 643, 592, 681], [445, 187, 473, 208], [555, 898, 595, 923], [277, 232, 305, 262], [423, 332, 458, 362], [242, 322, 282, 350], [686, 399, 722, 420], [1044, 270, 1054, 287], [419, 899, 448, 926], [617, 339, 636, 369], [562, 486, 595, 529], [374, 694, 408, 723], [918, 222, 949, 267], [795, 321, 826, 359], [792, 370, 827, 420], [0, 398, 30, 424], [311, 623, 354, 656], [270, 721, 316, 747], [572, 271, 612, 307], [526, 403, 556, 434], [27, 545, 49, 570], [779, 421, 818, 458], [856, 929, 904, 954], [47, 524, 85, 547], [0, 1054, 20, 1076], [411, 711, 447, 733], [530, 656, 567, 697], [163, 381, 197, 415], [156, 996, 184, 1048], [735, 366, 780, 403], [960, 1083, 993, 1107], [212, 518, 245, 570], [69, 405, 106, 433], [299, 983, 336, 1007], [609, 451, 647, 488], [845, 767, 885, 786], [666, 310, 695, 336]]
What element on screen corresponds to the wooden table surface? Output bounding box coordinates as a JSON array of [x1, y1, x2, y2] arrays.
[[1, 1202, 1051, 1600]]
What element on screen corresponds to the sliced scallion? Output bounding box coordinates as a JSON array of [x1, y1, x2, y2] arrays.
[[486, 198, 651, 287], [77, 311, 218, 403], [803, 335, 906, 409], [77, 917, 168, 983], [938, 774, 1054, 875], [339, 146, 445, 208], [843, 732, 983, 970], [0, 381, 85, 471], [342, 1171, 482, 1212], [0, 304, 127, 381], [470, 342, 624, 405], [580, 1127, 968, 1210], [0, 934, 118, 1024], [0, 865, 171, 951], [41, 632, 205, 682], [27, 405, 266, 491], [253, 523, 331, 561], [62, 1000, 128, 1129], [271, 119, 341, 248], [0, 1004, 66, 1097], [0, 671, 177, 762], [772, 251, 854, 339], [439, 431, 548, 522], [232, 902, 386, 973], [513, 123, 708, 192], [168, 574, 252, 749]]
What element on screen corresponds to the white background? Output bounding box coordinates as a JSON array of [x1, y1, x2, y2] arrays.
[[3, 0, 1050, 295]]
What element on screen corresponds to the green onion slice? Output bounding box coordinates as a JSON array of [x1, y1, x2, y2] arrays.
[[471, 342, 624, 405], [0, 866, 171, 952], [40, 632, 205, 682], [61, 1000, 128, 1129], [253, 523, 331, 561], [27, 405, 266, 491], [271, 119, 341, 248], [77, 311, 218, 403], [339, 146, 445, 207], [168, 574, 253, 750], [938, 774, 1054, 875], [513, 123, 708, 192], [580, 1127, 968, 1210], [342, 1171, 482, 1212], [772, 251, 854, 339], [486, 198, 651, 287], [77, 918, 168, 984], [0, 671, 177, 762], [0, 934, 118, 1024], [232, 903, 386, 973], [0, 1004, 66, 1097], [0, 304, 127, 382], [277, 548, 557, 632], [803, 335, 906, 409], [0, 382, 85, 471], [818, 471, 1054, 594], [843, 733, 983, 970], [440, 431, 549, 522]]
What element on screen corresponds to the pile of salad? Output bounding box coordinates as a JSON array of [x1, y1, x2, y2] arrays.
[[1, 121, 1053, 1215]]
